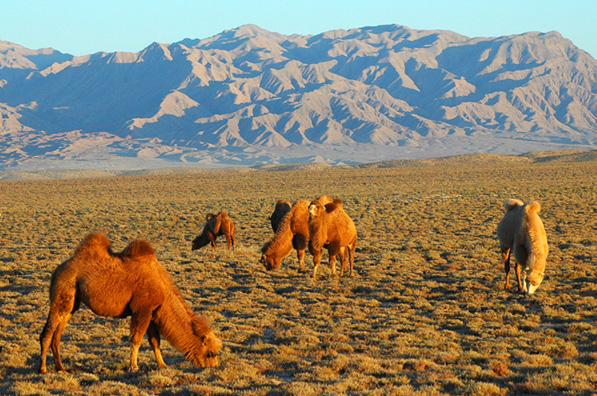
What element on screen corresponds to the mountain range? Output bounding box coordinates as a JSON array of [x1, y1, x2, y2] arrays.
[[1, 24, 596, 170]]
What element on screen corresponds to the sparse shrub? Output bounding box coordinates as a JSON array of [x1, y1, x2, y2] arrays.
[[551, 341, 579, 359], [463, 381, 507, 396], [524, 354, 554, 366], [490, 360, 509, 376]]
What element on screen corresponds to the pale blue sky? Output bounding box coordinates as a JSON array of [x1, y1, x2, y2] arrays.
[[2, 0, 596, 59]]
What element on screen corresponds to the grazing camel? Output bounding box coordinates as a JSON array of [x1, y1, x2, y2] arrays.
[[192, 211, 235, 251], [308, 198, 357, 281], [270, 200, 292, 233], [39, 232, 222, 374], [261, 200, 311, 272], [497, 199, 549, 295]]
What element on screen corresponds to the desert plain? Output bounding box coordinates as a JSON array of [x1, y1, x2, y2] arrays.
[[0, 151, 596, 395]]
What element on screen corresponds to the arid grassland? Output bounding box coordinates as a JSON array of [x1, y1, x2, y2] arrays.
[[0, 154, 596, 395]]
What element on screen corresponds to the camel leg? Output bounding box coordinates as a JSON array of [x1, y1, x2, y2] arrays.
[[39, 286, 78, 374], [501, 246, 511, 289], [40, 312, 74, 373], [297, 249, 306, 273], [349, 241, 356, 277], [51, 297, 80, 372], [50, 313, 73, 372], [209, 233, 217, 251], [147, 322, 167, 369], [515, 263, 525, 293], [225, 233, 233, 249], [338, 247, 346, 277], [312, 249, 322, 281], [293, 234, 308, 273], [329, 253, 338, 277], [39, 318, 59, 374], [129, 311, 153, 372], [327, 242, 341, 277], [229, 232, 236, 250]]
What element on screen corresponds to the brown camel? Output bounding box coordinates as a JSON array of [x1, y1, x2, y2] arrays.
[[308, 198, 357, 281], [497, 199, 549, 295], [38, 232, 222, 374], [261, 200, 311, 272], [192, 211, 235, 251], [269, 199, 292, 233]]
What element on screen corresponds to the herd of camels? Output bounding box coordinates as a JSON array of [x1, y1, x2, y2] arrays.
[[38, 195, 548, 373]]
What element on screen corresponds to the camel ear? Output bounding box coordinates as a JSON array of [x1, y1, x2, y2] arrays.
[[206, 213, 214, 220]]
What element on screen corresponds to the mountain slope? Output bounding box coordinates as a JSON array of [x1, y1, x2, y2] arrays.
[[1, 24, 596, 170]]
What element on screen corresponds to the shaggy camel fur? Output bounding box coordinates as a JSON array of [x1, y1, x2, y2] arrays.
[[308, 198, 357, 281], [261, 200, 311, 272], [497, 199, 549, 295], [39, 232, 222, 374], [270, 199, 292, 233], [192, 211, 235, 251]]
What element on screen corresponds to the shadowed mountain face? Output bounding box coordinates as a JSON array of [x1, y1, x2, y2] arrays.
[[1, 24, 596, 170]]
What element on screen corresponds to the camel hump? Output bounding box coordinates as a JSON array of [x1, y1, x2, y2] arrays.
[[294, 199, 311, 208], [504, 198, 524, 212], [122, 239, 156, 258], [217, 211, 228, 218], [75, 232, 112, 258], [525, 201, 541, 214], [315, 195, 334, 205], [325, 201, 340, 213]]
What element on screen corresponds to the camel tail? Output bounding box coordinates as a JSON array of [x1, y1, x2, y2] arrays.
[[122, 239, 156, 258], [504, 198, 524, 212], [525, 201, 541, 215]]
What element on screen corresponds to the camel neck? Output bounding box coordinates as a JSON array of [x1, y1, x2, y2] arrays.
[[153, 288, 199, 360]]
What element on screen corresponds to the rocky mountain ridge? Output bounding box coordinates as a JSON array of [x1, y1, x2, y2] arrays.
[[1, 24, 596, 170]]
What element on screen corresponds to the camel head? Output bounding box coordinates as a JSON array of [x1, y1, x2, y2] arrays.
[[260, 242, 282, 271], [191, 234, 210, 250], [308, 202, 324, 219], [190, 329, 222, 367], [525, 269, 544, 295], [260, 252, 282, 271]]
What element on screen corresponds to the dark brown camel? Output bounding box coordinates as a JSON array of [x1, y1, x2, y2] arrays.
[[192, 211, 236, 251]]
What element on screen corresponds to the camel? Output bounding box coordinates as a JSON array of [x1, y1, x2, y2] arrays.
[[308, 198, 357, 281], [497, 199, 549, 295], [261, 200, 311, 272], [192, 211, 235, 251], [38, 232, 222, 374], [269, 199, 292, 233]]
